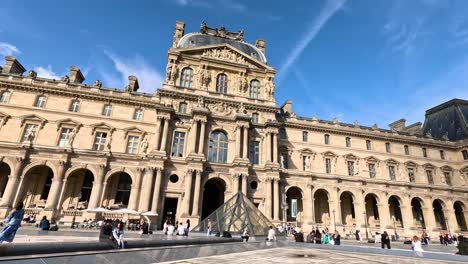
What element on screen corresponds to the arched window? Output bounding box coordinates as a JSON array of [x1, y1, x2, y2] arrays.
[[249, 80, 260, 99], [180, 67, 194, 88], [216, 74, 228, 94], [208, 130, 228, 163]]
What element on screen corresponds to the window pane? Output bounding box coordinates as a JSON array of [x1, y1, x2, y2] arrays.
[[69, 100, 80, 112], [133, 109, 143, 120], [21, 124, 38, 142], [58, 127, 73, 147], [216, 74, 228, 94], [249, 141, 259, 165], [208, 131, 228, 163], [126, 135, 139, 154], [93, 132, 107, 151], [171, 131, 186, 157], [180, 68, 193, 88], [0, 91, 11, 103]]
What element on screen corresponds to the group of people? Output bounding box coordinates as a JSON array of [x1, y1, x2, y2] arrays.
[[438, 231, 465, 246], [162, 218, 191, 236], [292, 227, 341, 245]]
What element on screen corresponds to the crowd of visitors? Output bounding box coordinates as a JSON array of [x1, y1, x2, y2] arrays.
[[162, 217, 191, 237], [289, 226, 341, 245]]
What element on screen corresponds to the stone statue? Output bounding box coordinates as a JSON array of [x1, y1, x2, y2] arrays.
[[166, 62, 173, 81], [67, 127, 77, 147], [280, 155, 286, 169], [240, 75, 247, 93], [26, 127, 36, 142], [93, 80, 102, 88], [170, 65, 178, 82], [61, 75, 70, 84], [140, 137, 148, 154], [200, 67, 211, 88], [238, 102, 246, 114], [27, 70, 37, 79], [304, 156, 311, 171], [197, 96, 205, 108], [265, 77, 274, 97]]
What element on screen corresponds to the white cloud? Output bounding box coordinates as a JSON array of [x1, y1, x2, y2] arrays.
[[103, 50, 164, 93], [277, 0, 347, 83], [34, 65, 61, 80], [0, 42, 20, 56]]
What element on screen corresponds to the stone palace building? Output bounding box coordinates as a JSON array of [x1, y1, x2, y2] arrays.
[[0, 21, 467, 237]]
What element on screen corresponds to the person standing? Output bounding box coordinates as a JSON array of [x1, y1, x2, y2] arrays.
[[267, 226, 276, 241], [241, 228, 250, 242], [39, 216, 50, 231], [112, 222, 125, 249], [185, 219, 190, 236], [334, 231, 341, 245], [0, 202, 25, 243], [177, 222, 185, 236], [355, 230, 360, 242], [207, 219, 212, 236], [167, 221, 175, 236], [381, 231, 391, 249]]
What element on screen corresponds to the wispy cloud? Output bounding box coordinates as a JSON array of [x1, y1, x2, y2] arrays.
[[34, 65, 61, 79], [0, 42, 20, 56], [102, 50, 163, 93], [277, 0, 347, 83]]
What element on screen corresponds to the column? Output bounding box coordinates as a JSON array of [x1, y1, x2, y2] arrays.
[[232, 174, 239, 193], [181, 169, 193, 216], [400, 197, 414, 234], [272, 133, 278, 163], [45, 161, 66, 210], [159, 118, 170, 152], [88, 165, 106, 209], [189, 120, 198, 154], [445, 203, 459, 234], [243, 126, 249, 159], [128, 169, 143, 211], [273, 178, 280, 221], [151, 168, 163, 214], [378, 201, 391, 230], [153, 118, 162, 151], [0, 158, 24, 208], [241, 174, 248, 195], [197, 122, 206, 155], [191, 170, 202, 216], [422, 204, 437, 232], [333, 188, 342, 226], [266, 133, 271, 162], [265, 178, 272, 219], [235, 125, 242, 158], [353, 190, 365, 229], [139, 167, 154, 212]]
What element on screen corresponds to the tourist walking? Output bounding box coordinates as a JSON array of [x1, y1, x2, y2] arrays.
[[0, 202, 25, 243], [39, 216, 50, 231], [267, 226, 276, 241], [381, 231, 391, 249], [355, 230, 361, 242], [112, 222, 125, 249]]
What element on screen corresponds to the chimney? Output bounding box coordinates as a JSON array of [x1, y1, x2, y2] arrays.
[[255, 39, 266, 55], [126, 75, 139, 92], [2, 56, 26, 75], [388, 118, 406, 132], [172, 21, 185, 48], [69, 66, 85, 84]]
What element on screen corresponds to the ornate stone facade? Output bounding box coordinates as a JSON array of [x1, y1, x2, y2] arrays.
[[0, 21, 467, 238]]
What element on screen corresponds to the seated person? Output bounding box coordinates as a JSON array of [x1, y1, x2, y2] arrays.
[[38, 216, 50, 230]]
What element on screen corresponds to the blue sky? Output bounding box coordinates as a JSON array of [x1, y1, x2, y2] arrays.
[[1, 0, 468, 128]]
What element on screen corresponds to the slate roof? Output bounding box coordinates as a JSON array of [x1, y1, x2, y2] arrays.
[[422, 99, 468, 141]]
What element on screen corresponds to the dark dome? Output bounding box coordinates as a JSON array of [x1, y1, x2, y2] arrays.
[[177, 33, 267, 64]]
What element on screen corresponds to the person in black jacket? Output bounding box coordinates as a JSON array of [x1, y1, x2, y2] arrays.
[[381, 231, 391, 249], [334, 231, 341, 245]]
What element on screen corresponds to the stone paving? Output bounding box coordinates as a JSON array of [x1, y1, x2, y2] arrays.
[[158, 247, 465, 264]]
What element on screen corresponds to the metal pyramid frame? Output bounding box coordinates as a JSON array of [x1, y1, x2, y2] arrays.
[[192, 192, 273, 237]]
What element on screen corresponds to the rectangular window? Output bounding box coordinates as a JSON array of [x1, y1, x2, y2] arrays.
[[345, 137, 351, 148], [444, 172, 451, 186], [463, 150, 468, 160], [179, 103, 187, 113], [249, 141, 260, 165], [126, 135, 139, 154], [366, 140, 372, 150], [302, 131, 308, 142], [58, 127, 73, 147], [34, 95, 46, 108], [347, 161, 354, 176], [0, 91, 11, 103], [422, 147, 427, 158], [21, 124, 38, 142], [404, 145, 410, 155], [93, 132, 107, 151], [171, 131, 186, 157], [252, 113, 259, 124], [389, 165, 396, 180], [369, 163, 376, 178], [408, 168, 415, 183], [385, 142, 391, 153], [102, 104, 112, 116], [426, 170, 434, 184], [325, 158, 331, 174], [69, 100, 80, 112], [439, 150, 445, 160], [133, 109, 143, 120], [324, 134, 330, 145]]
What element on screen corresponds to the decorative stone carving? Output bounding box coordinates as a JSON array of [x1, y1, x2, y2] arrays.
[[202, 48, 247, 64], [304, 156, 311, 171], [240, 74, 248, 93], [208, 102, 235, 116], [61, 75, 70, 84], [26, 126, 36, 142], [27, 70, 37, 79], [93, 80, 102, 88], [196, 96, 205, 108], [238, 102, 246, 115], [140, 137, 148, 154], [67, 127, 77, 147], [200, 21, 244, 41], [265, 77, 274, 97], [198, 66, 211, 89]]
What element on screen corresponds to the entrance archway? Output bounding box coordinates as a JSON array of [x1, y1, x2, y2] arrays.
[[411, 198, 425, 229], [103, 172, 132, 208], [389, 195, 403, 227], [433, 199, 447, 230], [340, 192, 355, 226], [286, 187, 303, 222], [0, 162, 11, 198], [365, 194, 379, 227], [201, 178, 226, 220], [454, 201, 467, 231], [314, 189, 330, 224], [21, 165, 54, 208], [61, 169, 94, 210]]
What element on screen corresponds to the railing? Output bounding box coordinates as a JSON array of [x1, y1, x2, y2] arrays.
[[24, 208, 42, 216], [62, 210, 84, 217]]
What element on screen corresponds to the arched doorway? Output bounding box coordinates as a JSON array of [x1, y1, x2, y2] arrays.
[[365, 194, 380, 227], [411, 198, 425, 229], [389, 196, 403, 228], [454, 201, 467, 231], [433, 199, 447, 230], [61, 169, 94, 210], [0, 162, 11, 199], [314, 189, 330, 224], [103, 172, 132, 209], [340, 192, 355, 226], [201, 178, 226, 220], [286, 187, 303, 222], [21, 165, 54, 208]]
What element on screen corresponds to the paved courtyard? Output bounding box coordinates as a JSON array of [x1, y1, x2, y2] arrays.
[[159, 247, 465, 264]]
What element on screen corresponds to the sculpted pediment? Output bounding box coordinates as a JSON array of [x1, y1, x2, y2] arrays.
[[20, 114, 47, 128]]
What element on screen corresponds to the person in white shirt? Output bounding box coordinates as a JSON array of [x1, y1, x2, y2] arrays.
[[167, 222, 175, 236], [412, 235, 424, 257], [177, 223, 185, 236], [375, 232, 382, 244], [267, 226, 276, 241]]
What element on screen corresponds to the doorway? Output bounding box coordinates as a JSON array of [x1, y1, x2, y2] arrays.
[[161, 197, 178, 228], [201, 178, 226, 220]]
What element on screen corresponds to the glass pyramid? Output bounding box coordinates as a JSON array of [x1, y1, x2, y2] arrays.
[[192, 192, 273, 237]]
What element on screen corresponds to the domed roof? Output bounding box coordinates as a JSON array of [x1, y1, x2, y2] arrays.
[[177, 33, 267, 64]]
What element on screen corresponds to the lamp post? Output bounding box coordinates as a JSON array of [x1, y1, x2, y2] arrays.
[[364, 211, 369, 240], [282, 197, 289, 236], [332, 209, 336, 231], [392, 216, 398, 240], [71, 192, 82, 229]]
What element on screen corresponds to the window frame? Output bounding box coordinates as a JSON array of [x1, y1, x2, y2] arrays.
[[325, 158, 332, 174], [216, 73, 228, 94], [171, 131, 186, 158], [249, 79, 260, 99], [34, 95, 47, 108], [180, 67, 194, 88], [133, 108, 144, 120], [178, 102, 187, 114], [426, 170, 434, 184], [324, 134, 330, 145], [92, 131, 108, 151], [249, 140, 260, 165], [389, 165, 396, 180], [347, 160, 355, 176], [0, 90, 11, 103], [102, 104, 112, 117], [404, 145, 410, 155], [463, 150, 468, 161], [57, 127, 73, 147], [366, 140, 372, 150], [345, 137, 351, 148], [368, 163, 376, 178], [126, 135, 140, 154], [208, 130, 229, 163], [439, 150, 445, 160], [20, 123, 38, 143], [385, 142, 391, 153], [422, 147, 427, 158], [69, 99, 80, 113], [252, 113, 259, 124]]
